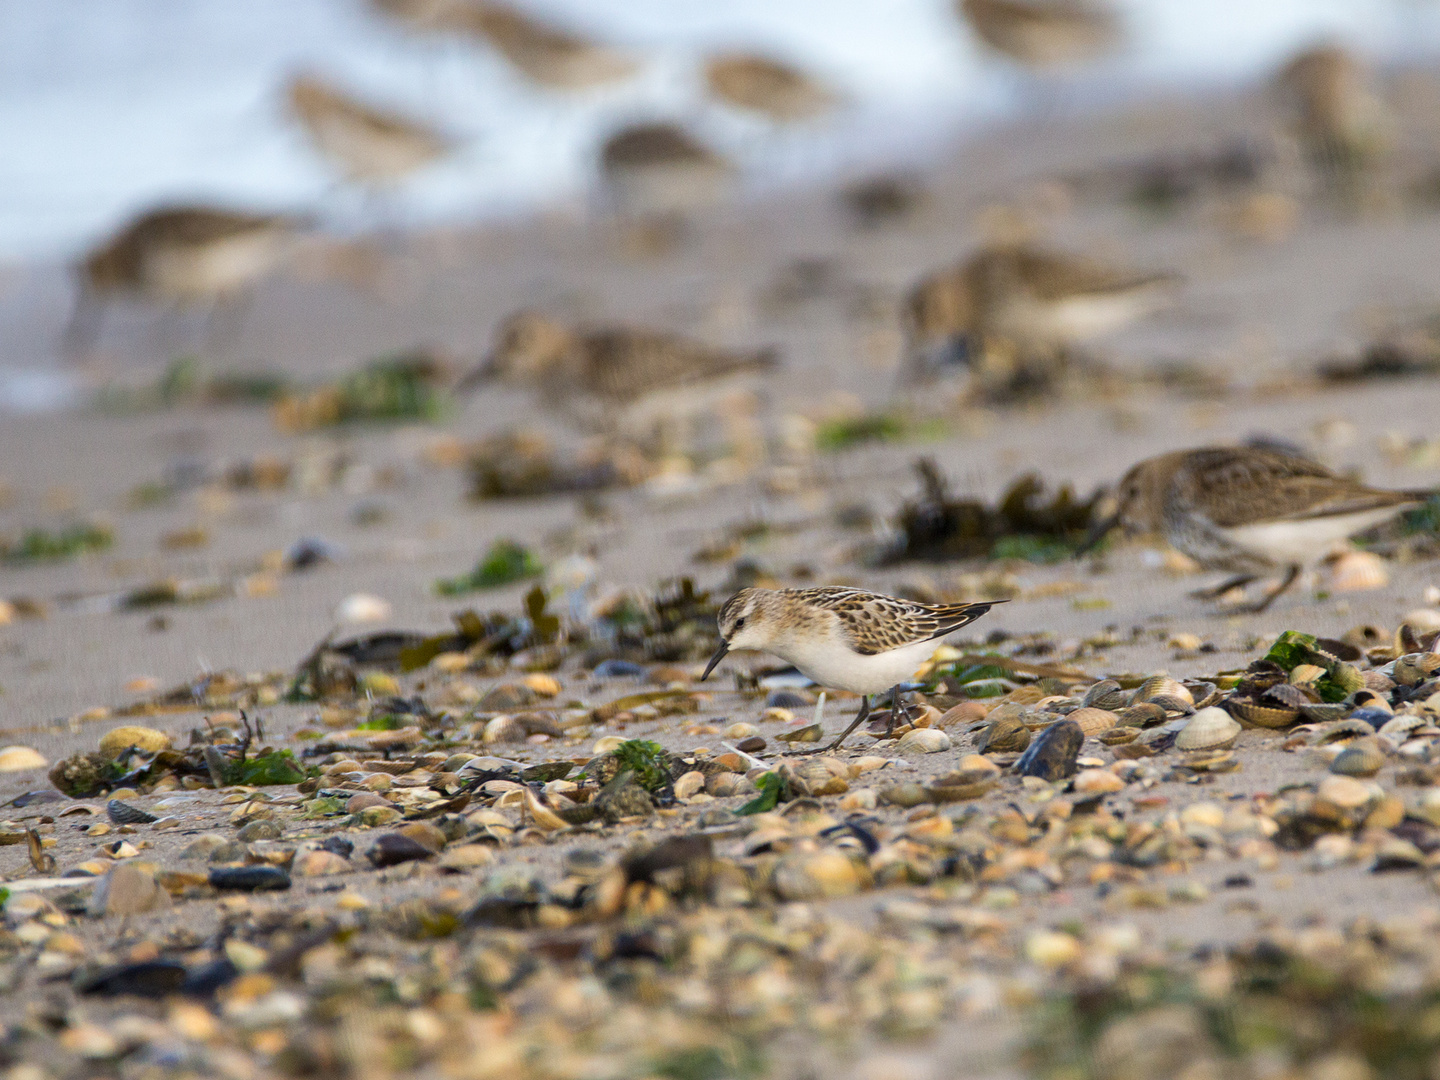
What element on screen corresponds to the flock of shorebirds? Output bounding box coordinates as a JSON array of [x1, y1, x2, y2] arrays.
[[61, 3, 1431, 750]]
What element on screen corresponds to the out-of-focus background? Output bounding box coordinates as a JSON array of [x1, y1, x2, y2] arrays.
[[5, 0, 1440, 408]]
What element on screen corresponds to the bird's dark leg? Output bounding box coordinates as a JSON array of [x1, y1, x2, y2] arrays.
[[1189, 574, 1258, 601], [1238, 564, 1301, 614], [884, 683, 911, 737], [799, 695, 870, 755]]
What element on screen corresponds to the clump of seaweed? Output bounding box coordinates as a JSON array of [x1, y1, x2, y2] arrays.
[[466, 430, 643, 500], [1026, 939, 1440, 1080], [877, 458, 1101, 565], [272, 351, 450, 431], [1, 522, 113, 563], [96, 357, 291, 413], [435, 540, 544, 595]]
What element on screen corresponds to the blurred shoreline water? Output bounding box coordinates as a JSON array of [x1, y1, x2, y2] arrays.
[[2, 0, 1438, 265]]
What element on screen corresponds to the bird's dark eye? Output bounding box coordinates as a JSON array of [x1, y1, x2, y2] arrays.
[[733, 617, 746, 631]]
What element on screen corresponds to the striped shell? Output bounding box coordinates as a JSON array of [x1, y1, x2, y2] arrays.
[[1082, 680, 1128, 711], [1299, 702, 1348, 724], [1116, 703, 1167, 728], [977, 713, 1031, 754], [1098, 726, 1140, 745], [1329, 663, 1367, 696], [1230, 699, 1301, 730], [1133, 676, 1193, 708], [1289, 663, 1328, 687], [1066, 707, 1118, 737], [1329, 736, 1385, 778], [106, 800, 158, 825]]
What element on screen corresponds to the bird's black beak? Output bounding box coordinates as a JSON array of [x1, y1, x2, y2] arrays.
[[700, 642, 729, 681], [1076, 512, 1120, 557]]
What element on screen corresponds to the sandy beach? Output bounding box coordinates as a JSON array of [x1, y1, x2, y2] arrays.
[[2, 68, 1440, 1080]]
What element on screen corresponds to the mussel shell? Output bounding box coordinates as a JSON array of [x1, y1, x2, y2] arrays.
[[106, 800, 157, 825], [1013, 720, 1083, 781]]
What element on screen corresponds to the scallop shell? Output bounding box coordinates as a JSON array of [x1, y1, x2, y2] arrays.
[[1082, 680, 1128, 711], [1230, 699, 1301, 730], [1066, 707, 1118, 737], [1175, 707, 1241, 751], [1289, 663, 1328, 686], [1329, 550, 1388, 592], [1133, 676, 1193, 708], [1329, 737, 1385, 778]]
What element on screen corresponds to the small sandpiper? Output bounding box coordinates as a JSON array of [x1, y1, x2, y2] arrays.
[[703, 52, 838, 123], [288, 73, 449, 189], [701, 587, 1005, 753], [463, 310, 776, 450], [901, 242, 1178, 397], [957, 0, 1121, 70], [1084, 445, 1433, 612], [65, 205, 299, 361]]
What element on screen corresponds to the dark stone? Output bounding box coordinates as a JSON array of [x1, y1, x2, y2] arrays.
[[12, 790, 64, 807], [320, 835, 354, 858], [735, 736, 766, 754], [764, 690, 812, 710], [1013, 720, 1083, 781], [209, 866, 291, 891], [366, 833, 434, 868], [592, 660, 646, 679], [621, 834, 712, 883], [76, 960, 187, 998], [181, 958, 239, 997]]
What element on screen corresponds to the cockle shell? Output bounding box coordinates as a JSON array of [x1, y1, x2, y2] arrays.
[[1329, 736, 1385, 778], [1175, 707, 1241, 751], [1329, 550, 1388, 592], [1133, 676, 1193, 708], [1066, 707, 1118, 736]]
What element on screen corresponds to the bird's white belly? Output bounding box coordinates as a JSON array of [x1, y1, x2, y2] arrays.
[[1224, 506, 1412, 566], [778, 636, 941, 696]]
